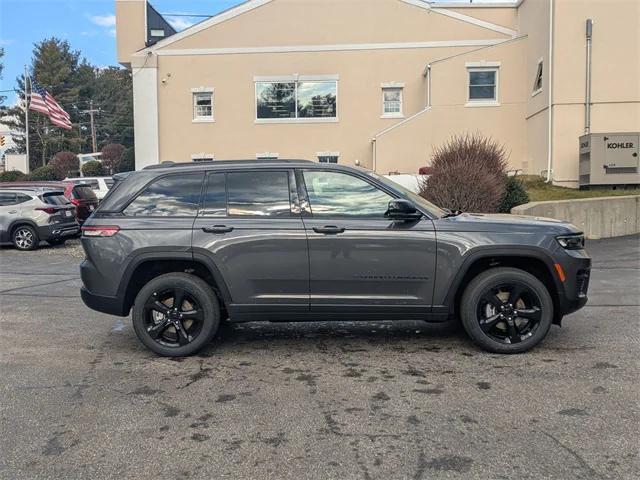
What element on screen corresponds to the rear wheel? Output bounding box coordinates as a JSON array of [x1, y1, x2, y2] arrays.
[[460, 267, 553, 354], [12, 225, 38, 251], [132, 273, 220, 357]]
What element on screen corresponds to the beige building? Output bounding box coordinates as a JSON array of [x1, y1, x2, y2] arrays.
[[116, 0, 640, 187]]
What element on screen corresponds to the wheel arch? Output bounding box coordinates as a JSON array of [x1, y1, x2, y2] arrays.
[[118, 252, 232, 316], [443, 247, 564, 325], [9, 219, 39, 237]]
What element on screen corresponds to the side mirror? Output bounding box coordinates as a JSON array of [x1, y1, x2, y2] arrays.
[[385, 199, 422, 221]]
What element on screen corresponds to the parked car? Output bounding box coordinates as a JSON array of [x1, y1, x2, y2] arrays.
[[1, 181, 99, 224], [80, 160, 591, 357], [64, 176, 114, 201], [0, 187, 79, 250]]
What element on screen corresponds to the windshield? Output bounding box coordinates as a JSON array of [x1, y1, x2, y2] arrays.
[[366, 171, 446, 218]]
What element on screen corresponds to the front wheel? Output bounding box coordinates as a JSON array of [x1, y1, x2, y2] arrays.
[[460, 267, 553, 354], [132, 273, 220, 357]]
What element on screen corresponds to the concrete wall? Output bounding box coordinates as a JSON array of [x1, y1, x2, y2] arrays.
[[511, 196, 640, 239]]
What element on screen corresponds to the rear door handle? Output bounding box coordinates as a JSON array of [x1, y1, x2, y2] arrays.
[[8, 210, 18, 214], [202, 225, 234, 234], [313, 225, 345, 235]]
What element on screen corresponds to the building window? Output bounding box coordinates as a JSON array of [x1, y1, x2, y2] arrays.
[[256, 152, 279, 160], [192, 90, 213, 121], [532, 58, 543, 96], [467, 67, 499, 104], [150, 29, 165, 38], [317, 152, 339, 164], [255, 76, 337, 123], [382, 87, 403, 117], [191, 154, 214, 162]]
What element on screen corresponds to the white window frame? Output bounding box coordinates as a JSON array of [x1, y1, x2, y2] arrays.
[[191, 153, 214, 162], [254, 74, 339, 124], [465, 61, 500, 107], [532, 57, 543, 97], [381, 82, 404, 119], [191, 87, 214, 122], [317, 151, 340, 164], [256, 152, 279, 160]]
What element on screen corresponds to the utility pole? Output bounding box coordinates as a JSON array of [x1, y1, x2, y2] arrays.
[[80, 100, 100, 152]]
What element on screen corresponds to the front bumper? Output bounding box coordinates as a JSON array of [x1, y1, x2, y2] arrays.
[[555, 249, 591, 319]]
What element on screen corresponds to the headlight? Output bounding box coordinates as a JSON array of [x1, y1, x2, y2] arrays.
[[556, 234, 585, 250]]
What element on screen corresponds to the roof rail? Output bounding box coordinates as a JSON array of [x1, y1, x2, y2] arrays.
[[142, 159, 316, 170]]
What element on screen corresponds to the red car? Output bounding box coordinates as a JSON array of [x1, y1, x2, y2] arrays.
[[0, 181, 99, 224]]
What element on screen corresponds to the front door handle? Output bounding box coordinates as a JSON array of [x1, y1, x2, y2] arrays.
[[8, 210, 18, 214], [202, 225, 234, 234], [313, 225, 345, 235]]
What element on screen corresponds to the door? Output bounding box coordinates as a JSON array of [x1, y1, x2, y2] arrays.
[[0, 192, 20, 242], [299, 169, 437, 316], [192, 169, 309, 318]]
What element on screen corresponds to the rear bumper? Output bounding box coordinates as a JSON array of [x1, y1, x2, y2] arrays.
[[80, 287, 128, 317], [37, 223, 80, 241]]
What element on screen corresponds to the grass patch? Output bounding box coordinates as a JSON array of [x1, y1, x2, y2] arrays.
[[519, 175, 640, 202]]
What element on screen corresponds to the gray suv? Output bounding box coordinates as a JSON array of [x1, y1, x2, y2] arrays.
[[0, 188, 79, 250], [80, 160, 590, 356]]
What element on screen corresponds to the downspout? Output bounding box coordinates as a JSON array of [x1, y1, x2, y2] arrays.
[[426, 64, 432, 107], [546, 0, 554, 182], [584, 19, 593, 134]]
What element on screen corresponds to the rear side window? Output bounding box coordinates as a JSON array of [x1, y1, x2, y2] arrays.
[[226, 171, 291, 217], [124, 174, 203, 217], [0, 192, 17, 206], [201, 173, 226, 217], [15, 194, 32, 205], [73, 186, 98, 201], [41, 193, 69, 205]]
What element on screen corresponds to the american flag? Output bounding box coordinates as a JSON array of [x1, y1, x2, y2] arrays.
[[28, 81, 72, 130]]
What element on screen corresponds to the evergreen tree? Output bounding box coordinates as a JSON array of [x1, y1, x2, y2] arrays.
[[0, 48, 6, 106]]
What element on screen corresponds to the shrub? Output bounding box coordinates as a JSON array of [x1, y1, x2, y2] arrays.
[[27, 164, 61, 181], [0, 170, 26, 182], [101, 143, 125, 174], [82, 160, 105, 177], [50, 151, 79, 179], [498, 175, 530, 213], [420, 134, 508, 213]]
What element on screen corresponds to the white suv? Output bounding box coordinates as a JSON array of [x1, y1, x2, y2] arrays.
[[64, 177, 114, 201]]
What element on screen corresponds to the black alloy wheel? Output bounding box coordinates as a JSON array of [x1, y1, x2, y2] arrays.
[[132, 273, 220, 357], [460, 267, 553, 354]]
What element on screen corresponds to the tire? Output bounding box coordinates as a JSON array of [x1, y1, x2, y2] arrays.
[[12, 225, 39, 251], [132, 273, 220, 357], [47, 239, 66, 246], [460, 267, 553, 354]]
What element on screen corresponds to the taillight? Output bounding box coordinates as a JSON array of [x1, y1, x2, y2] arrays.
[[35, 207, 58, 215], [71, 198, 81, 206], [82, 225, 120, 237]]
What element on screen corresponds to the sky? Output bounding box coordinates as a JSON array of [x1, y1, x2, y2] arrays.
[[0, 0, 241, 104], [0, 0, 509, 105]]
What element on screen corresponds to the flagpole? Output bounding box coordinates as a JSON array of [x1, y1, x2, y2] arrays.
[[24, 65, 29, 169]]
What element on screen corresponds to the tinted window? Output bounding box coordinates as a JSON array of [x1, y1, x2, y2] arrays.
[[105, 178, 114, 189], [201, 173, 226, 217], [227, 171, 291, 217], [72, 186, 98, 201], [0, 192, 17, 206], [124, 175, 203, 217], [303, 170, 393, 217], [15, 194, 32, 205], [41, 192, 69, 205]]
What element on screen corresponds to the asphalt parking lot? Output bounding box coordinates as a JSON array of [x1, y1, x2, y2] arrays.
[[0, 236, 638, 480]]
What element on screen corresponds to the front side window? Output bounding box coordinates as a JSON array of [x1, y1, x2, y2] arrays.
[[124, 174, 203, 217], [227, 171, 291, 217], [256, 80, 337, 121], [303, 170, 393, 218], [382, 87, 403, 117], [201, 173, 226, 217], [193, 92, 213, 120], [468, 68, 498, 102]]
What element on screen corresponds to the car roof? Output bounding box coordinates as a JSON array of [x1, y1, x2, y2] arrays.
[[0, 187, 64, 194]]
